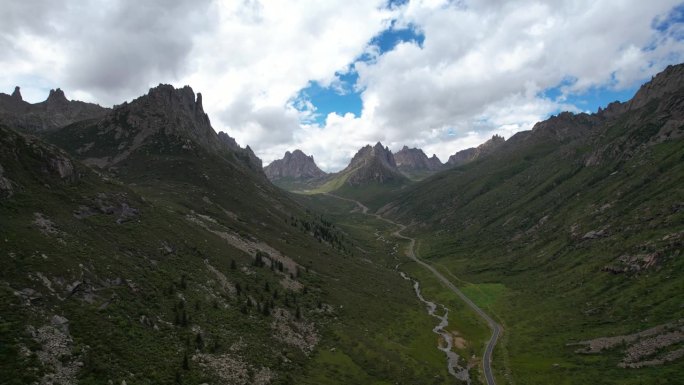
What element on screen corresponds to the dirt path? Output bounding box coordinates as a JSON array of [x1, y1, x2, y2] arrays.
[[326, 193, 501, 385]]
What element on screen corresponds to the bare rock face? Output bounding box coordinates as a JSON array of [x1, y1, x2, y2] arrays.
[[0, 163, 13, 198], [627, 64, 684, 111], [217, 132, 264, 173], [447, 134, 505, 167], [263, 150, 326, 181], [394, 146, 443, 172], [118, 84, 221, 153]]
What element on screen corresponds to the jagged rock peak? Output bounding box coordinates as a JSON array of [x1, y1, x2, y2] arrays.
[[447, 134, 506, 166], [394, 145, 442, 171], [340, 142, 406, 186], [351, 141, 396, 168], [119, 84, 213, 136], [217, 132, 264, 173], [143, 84, 204, 114], [11, 86, 22, 101], [47, 88, 68, 103], [218, 131, 239, 150], [628, 63, 684, 110], [264, 149, 326, 181]]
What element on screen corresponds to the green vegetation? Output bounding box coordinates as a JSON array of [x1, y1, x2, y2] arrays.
[[0, 121, 462, 384], [381, 94, 684, 384]]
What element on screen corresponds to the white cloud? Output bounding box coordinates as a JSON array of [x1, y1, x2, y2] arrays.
[[1, 0, 684, 172], [289, 0, 684, 171]]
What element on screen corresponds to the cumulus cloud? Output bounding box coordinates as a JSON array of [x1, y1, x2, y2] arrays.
[[183, 0, 393, 154], [291, 0, 684, 170], [0, 0, 215, 105], [1, 0, 683, 172]]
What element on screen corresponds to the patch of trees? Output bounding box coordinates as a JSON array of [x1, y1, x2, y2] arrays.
[[287, 215, 348, 252]]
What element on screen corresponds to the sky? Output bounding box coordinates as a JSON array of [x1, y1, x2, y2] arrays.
[[2, 0, 684, 171]]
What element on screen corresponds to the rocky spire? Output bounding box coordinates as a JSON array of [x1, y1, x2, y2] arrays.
[[47, 88, 68, 103], [11, 86, 22, 101]]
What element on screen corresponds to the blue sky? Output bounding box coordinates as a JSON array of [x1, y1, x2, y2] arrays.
[[297, 22, 425, 125]]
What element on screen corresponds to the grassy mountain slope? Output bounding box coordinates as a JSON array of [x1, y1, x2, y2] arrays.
[[0, 85, 459, 384], [381, 65, 684, 384]]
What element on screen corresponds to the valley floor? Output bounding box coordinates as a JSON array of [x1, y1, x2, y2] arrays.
[[318, 193, 503, 384]]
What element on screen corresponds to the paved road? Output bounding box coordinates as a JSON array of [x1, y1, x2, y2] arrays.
[[327, 193, 501, 385]]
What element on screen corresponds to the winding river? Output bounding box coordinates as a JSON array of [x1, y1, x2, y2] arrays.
[[326, 193, 501, 385], [399, 271, 471, 383]]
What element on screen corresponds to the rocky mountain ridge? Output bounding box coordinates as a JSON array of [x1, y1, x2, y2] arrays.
[[341, 142, 407, 185], [42, 84, 263, 175], [0, 86, 109, 132], [379, 63, 684, 383], [446, 134, 505, 167], [264, 149, 327, 181], [394, 146, 443, 173], [0, 78, 459, 385]]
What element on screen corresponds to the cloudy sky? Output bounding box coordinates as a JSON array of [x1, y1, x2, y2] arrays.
[[2, 0, 684, 171]]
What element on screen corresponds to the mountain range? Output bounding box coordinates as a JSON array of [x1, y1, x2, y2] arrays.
[[1, 63, 682, 385], [264, 150, 326, 181], [265, 136, 507, 191], [0, 86, 109, 132], [0, 83, 459, 384], [379, 63, 684, 383]]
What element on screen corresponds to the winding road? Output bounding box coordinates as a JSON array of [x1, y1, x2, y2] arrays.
[[327, 193, 502, 385]]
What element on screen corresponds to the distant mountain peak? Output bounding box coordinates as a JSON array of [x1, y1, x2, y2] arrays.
[[264, 149, 326, 181], [447, 134, 506, 167], [0, 86, 109, 132], [336, 142, 406, 186], [394, 146, 443, 173]]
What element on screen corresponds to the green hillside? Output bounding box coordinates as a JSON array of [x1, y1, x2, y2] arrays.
[[379, 66, 684, 384], [0, 86, 459, 384]]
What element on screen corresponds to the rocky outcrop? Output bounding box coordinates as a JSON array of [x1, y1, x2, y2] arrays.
[[394, 146, 443, 173], [0, 86, 109, 132], [0, 163, 13, 198], [11, 86, 22, 100], [116, 84, 221, 153], [218, 132, 264, 173], [446, 134, 505, 167], [427, 154, 442, 170], [570, 320, 684, 369], [264, 150, 327, 181], [627, 64, 684, 111]]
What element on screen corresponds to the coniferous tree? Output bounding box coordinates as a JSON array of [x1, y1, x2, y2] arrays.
[[181, 309, 188, 327], [195, 332, 204, 351]]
